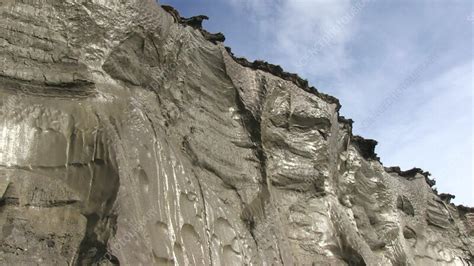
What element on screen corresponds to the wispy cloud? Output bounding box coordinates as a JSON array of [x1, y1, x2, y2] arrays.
[[225, 0, 368, 79], [359, 51, 438, 131], [376, 60, 473, 205]]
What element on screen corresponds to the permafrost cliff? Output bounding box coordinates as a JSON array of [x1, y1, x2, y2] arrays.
[[0, 1, 472, 265]]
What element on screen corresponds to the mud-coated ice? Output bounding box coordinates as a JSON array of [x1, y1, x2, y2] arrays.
[[0, 1, 472, 265]]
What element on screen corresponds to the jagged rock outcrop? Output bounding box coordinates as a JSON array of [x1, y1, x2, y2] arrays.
[[162, 5, 225, 44], [0, 1, 472, 265]]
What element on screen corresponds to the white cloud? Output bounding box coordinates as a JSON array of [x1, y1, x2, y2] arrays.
[[374, 60, 473, 205], [225, 0, 370, 78]]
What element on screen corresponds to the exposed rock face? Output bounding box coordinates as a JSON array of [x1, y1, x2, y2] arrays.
[[162, 5, 225, 44], [0, 1, 472, 265]]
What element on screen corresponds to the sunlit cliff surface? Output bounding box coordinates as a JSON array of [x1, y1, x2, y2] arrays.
[[0, 1, 472, 265]]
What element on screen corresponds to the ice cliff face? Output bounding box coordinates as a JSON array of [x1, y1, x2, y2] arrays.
[[0, 1, 472, 265]]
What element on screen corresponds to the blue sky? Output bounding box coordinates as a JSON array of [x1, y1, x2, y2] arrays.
[[159, 0, 473, 205]]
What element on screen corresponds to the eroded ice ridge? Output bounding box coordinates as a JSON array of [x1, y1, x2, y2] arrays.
[[0, 1, 472, 265]]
